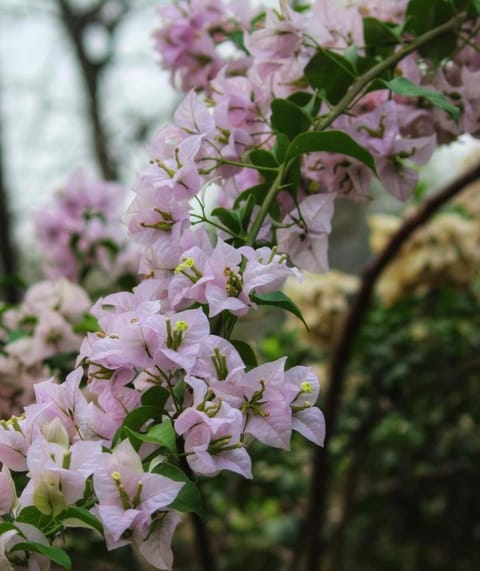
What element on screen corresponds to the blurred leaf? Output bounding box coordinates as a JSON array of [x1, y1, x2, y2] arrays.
[[72, 313, 99, 334]]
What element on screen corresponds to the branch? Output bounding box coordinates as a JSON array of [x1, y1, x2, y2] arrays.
[[315, 12, 468, 131], [178, 456, 218, 571], [301, 160, 480, 571], [56, 0, 119, 180], [0, 85, 19, 304]]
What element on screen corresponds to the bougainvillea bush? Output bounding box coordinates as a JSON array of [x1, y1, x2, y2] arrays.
[[1, 0, 480, 569]]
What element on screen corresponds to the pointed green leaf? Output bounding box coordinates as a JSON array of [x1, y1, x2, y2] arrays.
[[273, 133, 291, 163], [384, 76, 460, 120], [153, 463, 204, 515], [287, 92, 322, 118], [125, 419, 177, 452], [248, 149, 278, 183], [252, 291, 309, 331], [59, 507, 104, 535], [113, 405, 163, 447], [10, 542, 72, 570], [363, 17, 400, 58], [285, 131, 377, 173], [305, 49, 357, 104], [233, 184, 269, 209], [239, 193, 256, 231], [271, 98, 311, 140], [16, 506, 53, 531], [230, 340, 258, 369], [141, 385, 170, 410], [405, 0, 457, 63], [0, 522, 19, 535], [72, 313, 99, 335], [211, 208, 242, 235]]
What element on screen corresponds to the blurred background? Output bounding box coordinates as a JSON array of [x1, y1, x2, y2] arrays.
[[1, 1, 480, 570]]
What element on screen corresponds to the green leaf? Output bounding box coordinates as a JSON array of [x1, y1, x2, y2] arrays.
[[59, 507, 104, 534], [113, 405, 163, 447], [287, 92, 322, 118], [227, 29, 248, 54], [271, 98, 311, 140], [252, 291, 309, 331], [363, 17, 400, 58], [141, 385, 170, 410], [273, 133, 291, 163], [153, 463, 203, 515], [173, 378, 186, 403], [7, 329, 29, 343], [0, 522, 20, 535], [230, 339, 258, 369], [305, 49, 357, 104], [10, 542, 72, 570], [239, 193, 256, 232], [72, 313, 99, 335], [405, 0, 457, 63], [233, 184, 269, 209], [285, 131, 377, 173], [211, 208, 242, 235], [384, 76, 460, 120], [98, 238, 120, 257], [16, 506, 52, 528], [125, 419, 177, 452], [248, 149, 278, 183]]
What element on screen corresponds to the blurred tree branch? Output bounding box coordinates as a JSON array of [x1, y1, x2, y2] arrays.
[[298, 161, 480, 571], [0, 85, 19, 304], [55, 0, 131, 180]]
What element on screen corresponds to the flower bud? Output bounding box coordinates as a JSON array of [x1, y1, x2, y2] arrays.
[[0, 466, 16, 515]]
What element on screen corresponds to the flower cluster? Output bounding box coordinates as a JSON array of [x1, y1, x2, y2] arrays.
[[153, 0, 253, 91], [154, 0, 480, 208], [0, 280, 91, 418], [285, 271, 359, 349], [35, 169, 138, 287], [369, 209, 480, 305], [2, 0, 480, 568]]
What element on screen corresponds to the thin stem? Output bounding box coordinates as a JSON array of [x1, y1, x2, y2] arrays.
[[300, 161, 480, 571], [179, 455, 217, 571], [246, 165, 285, 246], [202, 156, 279, 173], [315, 12, 468, 132], [191, 213, 243, 240]]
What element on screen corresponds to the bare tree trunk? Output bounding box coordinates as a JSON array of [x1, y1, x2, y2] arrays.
[[56, 0, 119, 180], [0, 87, 19, 304]]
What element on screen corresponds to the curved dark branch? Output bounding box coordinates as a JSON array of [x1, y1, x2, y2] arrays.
[[0, 88, 19, 304], [56, 0, 119, 180], [301, 161, 480, 571], [178, 456, 217, 571]]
